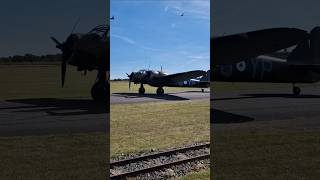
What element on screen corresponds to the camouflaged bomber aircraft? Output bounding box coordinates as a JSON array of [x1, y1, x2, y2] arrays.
[[213, 27, 320, 96], [127, 69, 208, 95], [51, 24, 109, 102]]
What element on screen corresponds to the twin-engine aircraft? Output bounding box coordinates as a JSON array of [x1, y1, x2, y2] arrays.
[[127, 69, 208, 95], [48, 24, 311, 100], [213, 27, 320, 96], [212, 27, 308, 65], [51, 24, 109, 102]]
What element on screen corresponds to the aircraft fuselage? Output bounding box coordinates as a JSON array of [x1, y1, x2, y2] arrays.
[[212, 56, 320, 83]]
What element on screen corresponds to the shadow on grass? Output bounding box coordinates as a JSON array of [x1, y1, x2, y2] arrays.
[[211, 109, 254, 124], [112, 93, 189, 101], [0, 98, 108, 116]]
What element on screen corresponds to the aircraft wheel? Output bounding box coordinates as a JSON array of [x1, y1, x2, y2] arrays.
[[157, 87, 164, 95], [91, 81, 108, 102], [139, 87, 145, 94], [293, 86, 301, 96], [201, 89, 204, 92]]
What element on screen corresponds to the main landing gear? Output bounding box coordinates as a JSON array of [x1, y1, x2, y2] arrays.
[[292, 83, 301, 96], [139, 84, 145, 94], [91, 70, 108, 102], [156, 87, 164, 95], [137, 84, 164, 95]]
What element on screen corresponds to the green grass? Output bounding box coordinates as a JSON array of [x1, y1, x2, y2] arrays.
[[110, 100, 210, 157], [0, 64, 96, 100], [111, 80, 207, 94], [180, 169, 210, 180], [0, 133, 108, 180], [213, 131, 320, 180], [0, 65, 108, 179]]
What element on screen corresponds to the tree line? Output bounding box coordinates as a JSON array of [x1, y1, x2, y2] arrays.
[[0, 53, 61, 63]]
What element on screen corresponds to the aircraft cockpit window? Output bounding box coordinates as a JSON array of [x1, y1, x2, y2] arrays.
[[88, 24, 109, 40], [139, 70, 147, 74]]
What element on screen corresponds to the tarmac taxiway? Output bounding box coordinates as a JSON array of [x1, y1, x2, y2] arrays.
[[0, 98, 108, 136], [212, 84, 320, 132], [111, 91, 210, 104]]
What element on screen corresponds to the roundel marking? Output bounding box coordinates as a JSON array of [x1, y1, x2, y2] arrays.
[[236, 61, 246, 71]]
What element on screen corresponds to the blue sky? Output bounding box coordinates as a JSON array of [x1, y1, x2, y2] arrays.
[[0, 0, 106, 57], [212, 0, 320, 36], [110, 0, 210, 79]]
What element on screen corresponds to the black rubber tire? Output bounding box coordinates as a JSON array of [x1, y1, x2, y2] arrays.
[[293, 86, 301, 96], [139, 87, 145, 94], [91, 81, 108, 102], [156, 87, 164, 95]]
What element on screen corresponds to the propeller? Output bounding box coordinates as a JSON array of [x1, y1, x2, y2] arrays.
[[50, 36, 69, 87], [50, 37, 62, 48], [50, 19, 80, 87], [126, 73, 133, 90]]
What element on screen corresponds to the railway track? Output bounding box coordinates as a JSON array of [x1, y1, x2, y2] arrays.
[[110, 143, 210, 179]]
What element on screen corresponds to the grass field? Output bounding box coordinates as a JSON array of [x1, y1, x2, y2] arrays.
[[0, 64, 96, 100], [110, 99, 210, 157], [0, 65, 108, 179], [213, 130, 320, 180], [0, 133, 108, 180], [180, 169, 210, 180]]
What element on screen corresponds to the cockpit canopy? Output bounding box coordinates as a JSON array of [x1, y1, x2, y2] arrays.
[[137, 69, 168, 76], [88, 24, 109, 40]]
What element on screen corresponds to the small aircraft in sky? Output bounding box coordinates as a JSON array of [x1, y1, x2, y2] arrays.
[[127, 69, 207, 95], [213, 27, 320, 96], [51, 24, 109, 102]]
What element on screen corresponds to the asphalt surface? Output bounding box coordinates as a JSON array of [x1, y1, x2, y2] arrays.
[[0, 98, 108, 136], [111, 91, 210, 104], [211, 84, 320, 132]]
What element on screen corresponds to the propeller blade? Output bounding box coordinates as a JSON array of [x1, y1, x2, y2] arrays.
[[50, 36, 64, 50], [50, 36, 61, 45], [126, 73, 132, 90], [61, 59, 67, 87]]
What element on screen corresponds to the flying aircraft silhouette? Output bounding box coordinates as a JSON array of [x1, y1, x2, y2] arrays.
[[127, 69, 207, 95], [51, 24, 109, 102]]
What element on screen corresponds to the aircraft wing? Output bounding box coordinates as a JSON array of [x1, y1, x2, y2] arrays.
[[213, 28, 309, 65], [162, 70, 207, 83], [289, 64, 320, 73]]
